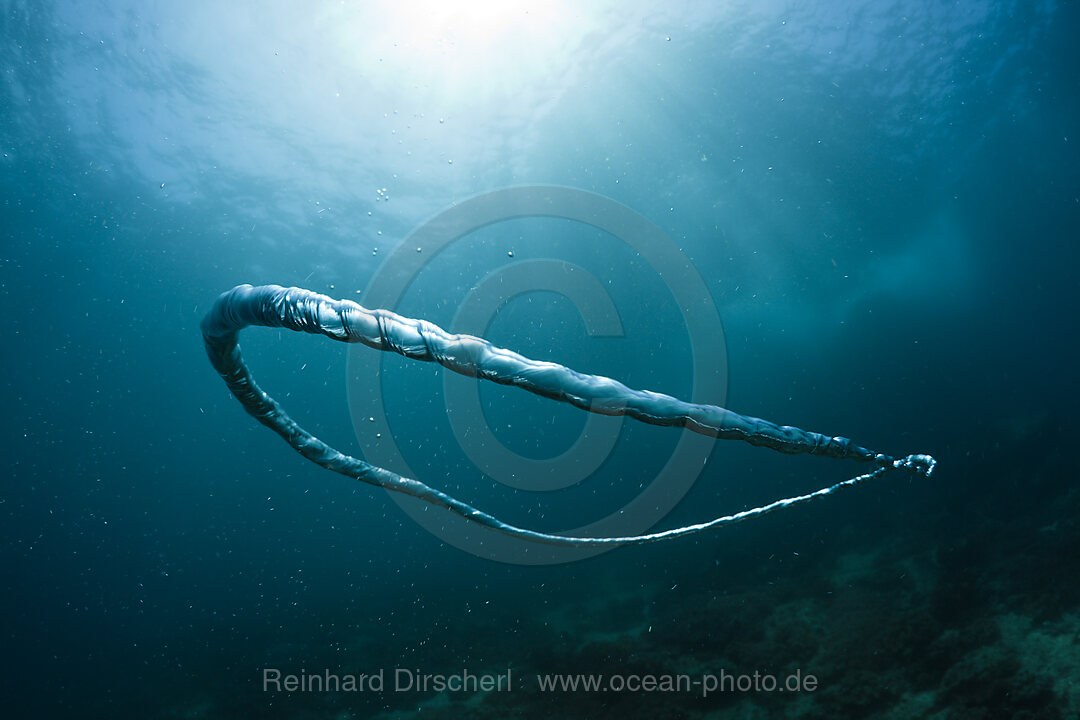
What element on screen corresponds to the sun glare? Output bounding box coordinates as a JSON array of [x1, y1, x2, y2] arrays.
[[399, 0, 564, 50], [332, 0, 580, 103]]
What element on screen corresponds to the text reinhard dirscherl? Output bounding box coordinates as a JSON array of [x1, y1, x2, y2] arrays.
[[263, 668, 511, 694], [261, 668, 819, 698]]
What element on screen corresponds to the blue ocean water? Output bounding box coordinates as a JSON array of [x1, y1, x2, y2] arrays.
[[2, 0, 1077, 717]]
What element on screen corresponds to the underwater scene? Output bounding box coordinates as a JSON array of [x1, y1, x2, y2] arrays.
[[2, 0, 1078, 718]]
